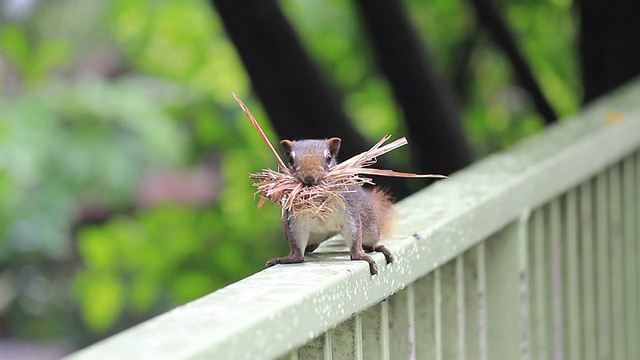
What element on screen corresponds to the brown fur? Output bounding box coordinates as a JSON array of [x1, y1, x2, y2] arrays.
[[365, 187, 396, 237]]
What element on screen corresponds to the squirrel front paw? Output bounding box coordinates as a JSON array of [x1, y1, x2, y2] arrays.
[[265, 255, 305, 268]]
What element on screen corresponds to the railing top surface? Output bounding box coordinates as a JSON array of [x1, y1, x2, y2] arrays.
[[67, 80, 640, 360]]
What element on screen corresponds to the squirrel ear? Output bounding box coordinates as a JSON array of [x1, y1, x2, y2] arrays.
[[280, 140, 294, 156], [327, 137, 341, 157]]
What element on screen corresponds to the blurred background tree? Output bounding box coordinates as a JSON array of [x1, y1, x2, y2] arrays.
[[0, 0, 636, 356]]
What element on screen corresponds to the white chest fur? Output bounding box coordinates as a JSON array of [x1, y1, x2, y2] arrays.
[[290, 207, 348, 246]]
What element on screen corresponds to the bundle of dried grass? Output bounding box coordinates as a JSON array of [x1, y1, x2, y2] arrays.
[[233, 93, 447, 220]]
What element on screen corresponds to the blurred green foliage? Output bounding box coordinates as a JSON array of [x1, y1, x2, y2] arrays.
[[0, 0, 579, 349]]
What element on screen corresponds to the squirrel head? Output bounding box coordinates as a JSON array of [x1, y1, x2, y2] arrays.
[[280, 138, 341, 186]]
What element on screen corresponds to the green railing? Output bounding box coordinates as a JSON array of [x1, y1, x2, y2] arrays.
[[66, 81, 640, 360]]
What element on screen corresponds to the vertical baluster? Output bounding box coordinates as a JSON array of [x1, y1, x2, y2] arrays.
[[622, 155, 639, 359], [548, 199, 565, 360], [382, 301, 390, 360], [438, 259, 462, 359], [530, 207, 550, 360], [563, 189, 582, 360], [360, 300, 389, 360], [595, 172, 612, 360], [326, 329, 333, 359], [463, 245, 481, 359], [485, 221, 526, 359], [518, 211, 532, 360], [608, 165, 626, 360], [413, 274, 435, 359], [388, 287, 410, 359], [477, 243, 488, 360], [356, 315, 363, 359], [457, 256, 466, 360], [407, 285, 416, 360], [579, 181, 598, 360], [329, 316, 361, 360]]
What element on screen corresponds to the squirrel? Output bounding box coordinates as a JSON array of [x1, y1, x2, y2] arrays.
[[265, 137, 395, 275]]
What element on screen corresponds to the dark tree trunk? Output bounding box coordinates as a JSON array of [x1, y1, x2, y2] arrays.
[[580, 0, 640, 103], [210, 0, 362, 150], [211, 0, 410, 196], [470, 0, 558, 124], [354, 0, 473, 176]]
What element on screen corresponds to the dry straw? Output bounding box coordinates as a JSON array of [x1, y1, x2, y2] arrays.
[[233, 93, 447, 219]]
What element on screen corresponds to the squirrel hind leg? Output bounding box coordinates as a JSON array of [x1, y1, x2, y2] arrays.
[[363, 244, 394, 264], [374, 244, 394, 264], [349, 249, 378, 275]]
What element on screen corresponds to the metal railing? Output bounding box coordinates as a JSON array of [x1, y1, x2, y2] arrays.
[[66, 80, 640, 360]]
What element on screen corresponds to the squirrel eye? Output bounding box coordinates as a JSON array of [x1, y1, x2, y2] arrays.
[[288, 155, 295, 167], [325, 154, 332, 164]]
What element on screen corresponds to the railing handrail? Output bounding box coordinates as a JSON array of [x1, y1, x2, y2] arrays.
[[66, 80, 640, 360]]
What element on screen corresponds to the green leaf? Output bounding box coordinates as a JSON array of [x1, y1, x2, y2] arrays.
[[75, 272, 125, 332], [130, 274, 161, 314], [0, 25, 29, 72], [77, 226, 121, 271]]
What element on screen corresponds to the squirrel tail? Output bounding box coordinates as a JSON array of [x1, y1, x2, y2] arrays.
[[366, 187, 396, 238]]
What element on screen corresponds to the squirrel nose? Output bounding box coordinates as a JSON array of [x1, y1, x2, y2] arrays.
[[301, 175, 317, 185]]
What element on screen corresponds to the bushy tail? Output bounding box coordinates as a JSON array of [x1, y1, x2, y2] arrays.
[[366, 187, 396, 237]]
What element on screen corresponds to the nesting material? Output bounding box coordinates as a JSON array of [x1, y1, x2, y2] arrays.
[[233, 93, 448, 220]]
